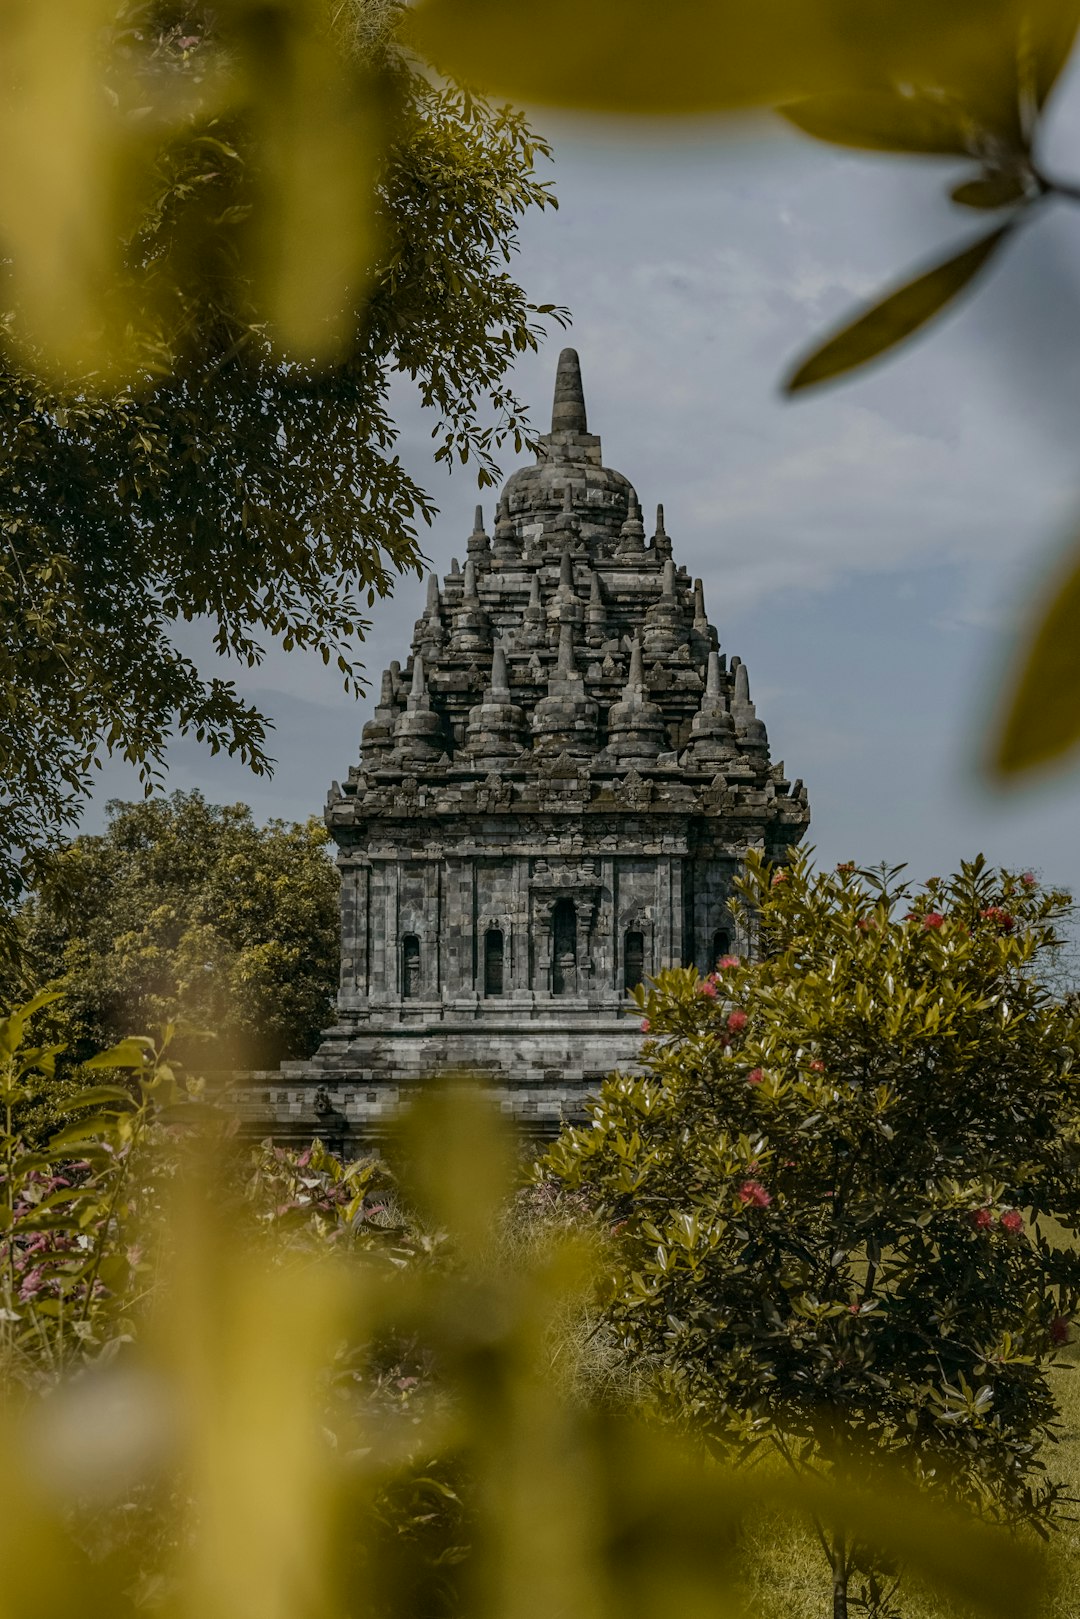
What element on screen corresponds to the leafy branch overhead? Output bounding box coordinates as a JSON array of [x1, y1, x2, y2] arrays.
[[4, 0, 1080, 917]]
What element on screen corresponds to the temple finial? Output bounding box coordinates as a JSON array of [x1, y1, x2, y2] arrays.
[[559, 547, 574, 589], [706, 650, 721, 699], [410, 655, 426, 699], [425, 574, 440, 615], [551, 347, 587, 435], [491, 642, 509, 692]]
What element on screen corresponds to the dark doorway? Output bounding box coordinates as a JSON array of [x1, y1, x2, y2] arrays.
[[402, 934, 421, 999], [484, 927, 504, 996], [624, 929, 645, 992], [711, 928, 731, 966], [551, 899, 577, 996]]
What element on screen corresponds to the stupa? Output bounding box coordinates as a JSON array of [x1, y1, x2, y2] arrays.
[[237, 350, 809, 1144]]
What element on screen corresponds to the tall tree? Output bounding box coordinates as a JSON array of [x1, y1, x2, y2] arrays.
[[0, 2, 563, 914]]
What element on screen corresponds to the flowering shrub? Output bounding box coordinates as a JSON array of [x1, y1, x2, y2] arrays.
[[543, 852, 1080, 1615]]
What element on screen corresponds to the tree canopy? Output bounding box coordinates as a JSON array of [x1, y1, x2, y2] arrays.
[[3, 791, 339, 1084], [0, 3, 562, 914]]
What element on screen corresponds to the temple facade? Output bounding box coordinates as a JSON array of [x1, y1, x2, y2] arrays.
[[236, 350, 809, 1144]]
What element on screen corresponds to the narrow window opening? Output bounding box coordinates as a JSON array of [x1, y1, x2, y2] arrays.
[[402, 934, 421, 999], [624, 929, 645, 992], [711, 928, 731, 966], [484, 927, 504, 996], [551, 899, 577, 996]]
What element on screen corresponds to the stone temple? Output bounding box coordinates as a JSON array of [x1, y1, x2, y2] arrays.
[[237, 349, 809, 1144]]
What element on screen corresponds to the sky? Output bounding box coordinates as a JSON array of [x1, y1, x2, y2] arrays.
[[88, 78, 1080, 902]]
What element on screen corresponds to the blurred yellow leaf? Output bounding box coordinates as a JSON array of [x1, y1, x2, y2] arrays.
[[1026, 0, 1080, 102], [780, 90, 980, 155], [952, 171, 1032, 207], [230, 0, 389, 359], [406, 0, 1037, 118], [993, 534, 1080, 775], [0, 0, 123, 376], [784, 224, 1013, 393]]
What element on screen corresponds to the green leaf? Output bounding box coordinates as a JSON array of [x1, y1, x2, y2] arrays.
[[406, 0, 1021, 117], [84, 1037, 155, 1071], [784, 225, 1013, 393], [993, 533, 1080, 775], [48, 1113, 124, 1148], [64, 1084, 137, 1110], [780, 91, 976, 155], [951, 171, 1031, 208]]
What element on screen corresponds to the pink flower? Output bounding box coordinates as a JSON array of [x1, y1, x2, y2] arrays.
[[1000, 1209, 1023, 1235], [697, 978, 717, 998], [737, 1180, 771, 1208], [640, 1019, 650, 1034], [1022, 872, 1036, 887], [970, 1207, 993, 1231], [922, 912, 944, 930], [849, 1303, 859, 1315], [979, 906, 1015, 932], [717, 954, 740, 969], [771, 870, 787, 887], [1051, 1316, 1071, 1345], [747, 1068, 764, 1085], [727, 1009, 747, 1033], [296, 1148, 313, 1170], [809, 1059, 825, 1073]]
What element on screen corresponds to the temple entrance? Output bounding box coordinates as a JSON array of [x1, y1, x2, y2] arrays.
[[402, 934, 420, 999], [623, 929, 645, 992], [484, 927, 504, 996], [711, 928, 731, 966], [551, 899, 577, 996]]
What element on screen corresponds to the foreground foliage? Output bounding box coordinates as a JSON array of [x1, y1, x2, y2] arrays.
[[0, 992, 1047, 1619], [545, 854, 1080, 1616]]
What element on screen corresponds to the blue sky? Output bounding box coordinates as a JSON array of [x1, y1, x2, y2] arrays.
[[88, 85, 1080, 903]]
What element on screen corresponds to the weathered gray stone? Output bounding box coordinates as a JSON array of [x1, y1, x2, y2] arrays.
[[236, 348, 810, 1146]]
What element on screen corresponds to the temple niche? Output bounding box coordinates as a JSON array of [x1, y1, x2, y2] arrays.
[[237, 349, 810, 1144]]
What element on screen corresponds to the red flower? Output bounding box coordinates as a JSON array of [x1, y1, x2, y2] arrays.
[[979, 906, 1016, 932], [1022, 872, 1036, 887], [771, 870, 787, 887], [697, 977, 717, 998], [1051, 1316, 1071, 1345], [717, 954, 740, 969], [849, 1303, 859, 1315], [1000, 1209, 1023, 1235], [640, 1019, 651, 1034], [922, 912, 944, 930], [727, 1009, 747, 1033], [809, 1059, 825, 1073], [747, 1068, 764, 1085], [737, 1180, 771, 1208], [970, 1207, 993, 1231]]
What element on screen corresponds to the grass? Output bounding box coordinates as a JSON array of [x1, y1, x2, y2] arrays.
[[734, 1360, 1080, 1619]]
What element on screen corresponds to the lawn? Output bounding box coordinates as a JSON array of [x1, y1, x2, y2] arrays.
[[737, 1360, 1080, 1617]]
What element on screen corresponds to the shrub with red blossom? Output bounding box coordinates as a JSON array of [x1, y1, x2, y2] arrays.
[[544, 850, 1080, 1613]]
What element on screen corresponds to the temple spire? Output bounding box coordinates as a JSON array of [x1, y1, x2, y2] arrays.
[[551, 347, 587, 435]]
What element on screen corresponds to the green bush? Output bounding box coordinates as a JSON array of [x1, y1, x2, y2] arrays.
[[544, 853, 1080, 1615]]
